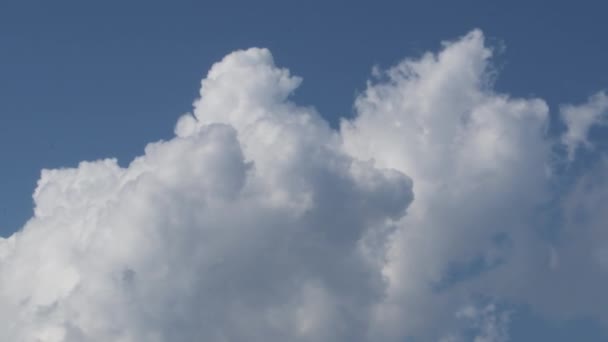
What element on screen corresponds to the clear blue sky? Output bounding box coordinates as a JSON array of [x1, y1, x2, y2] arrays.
[[1, 1, 608, 340]]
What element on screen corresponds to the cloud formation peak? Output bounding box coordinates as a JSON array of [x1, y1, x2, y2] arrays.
[[1, 30, 607, 341]]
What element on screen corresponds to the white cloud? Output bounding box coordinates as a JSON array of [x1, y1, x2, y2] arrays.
[[0, 30, 607, 341], [342, 29, 552, 340], [459, 304, 511, 342], [560, 91, 608, 160], [441, 304, 511, 342], [0, 48, 412, 342]]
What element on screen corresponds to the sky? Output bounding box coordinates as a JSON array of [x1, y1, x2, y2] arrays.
[[1, 1, 608, 341]]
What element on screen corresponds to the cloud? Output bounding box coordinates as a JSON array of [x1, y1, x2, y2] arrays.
[[440, 303, 511, 342], [342, 29, 553, 340], [560, 91, 608, 160], [0, 30, 607, 341], [0, 48, 412, 342]]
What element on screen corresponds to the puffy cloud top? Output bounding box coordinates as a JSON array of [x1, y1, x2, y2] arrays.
[[0, 45, 412, 342], [1, 30, 607, 341]]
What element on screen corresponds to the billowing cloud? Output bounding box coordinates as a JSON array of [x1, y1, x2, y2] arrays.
[[0, 30, 607, 341], [342, 29, 552, 340], [0, 48, 412, 342]]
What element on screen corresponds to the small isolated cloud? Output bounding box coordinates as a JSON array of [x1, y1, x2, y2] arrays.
[[441, 303, 511, 342], [0, 30, 607, 341], [560, 91, 608, 160]]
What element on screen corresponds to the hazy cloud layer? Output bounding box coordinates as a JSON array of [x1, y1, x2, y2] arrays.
[[0, 30, 607, 341]]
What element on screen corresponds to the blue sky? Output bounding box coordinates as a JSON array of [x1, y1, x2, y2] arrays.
[[1, 1, 608, 341]]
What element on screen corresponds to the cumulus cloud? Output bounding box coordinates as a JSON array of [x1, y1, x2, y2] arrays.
[[0, 30, 607, 341], [342, 29, 552, 340], [0, 48, 412, 342], [560, 91, 608, 160]]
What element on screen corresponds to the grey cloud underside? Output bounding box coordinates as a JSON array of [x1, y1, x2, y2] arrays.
[[0, 30, 607, 341]]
